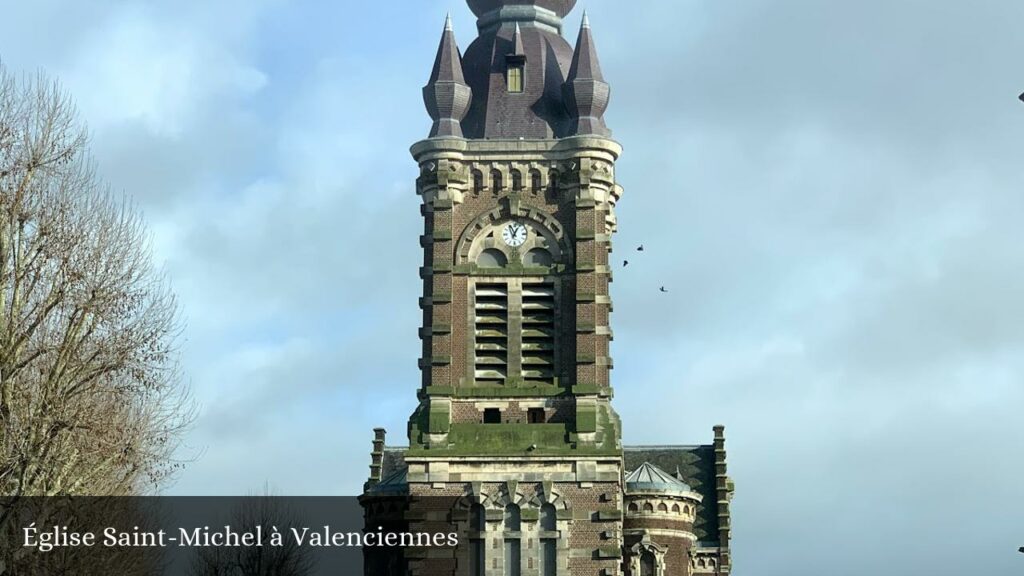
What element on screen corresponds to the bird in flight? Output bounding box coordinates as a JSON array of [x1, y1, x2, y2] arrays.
[[637, 245, 644, 252], [623, 260, 629, 267], [1019, 92, 1024, 103], [659, 286, 668, 293]]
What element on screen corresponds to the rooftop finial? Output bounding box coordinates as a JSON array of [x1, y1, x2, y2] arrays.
[[582, 10, 590, 29], [512, 22, 526, 56], [444, 12, 453, 31]]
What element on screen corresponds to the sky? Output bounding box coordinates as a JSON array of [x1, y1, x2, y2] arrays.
[[3, 0, 1024, 573]]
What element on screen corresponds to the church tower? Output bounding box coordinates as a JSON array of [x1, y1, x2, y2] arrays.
[[361, 2, 734, 575]]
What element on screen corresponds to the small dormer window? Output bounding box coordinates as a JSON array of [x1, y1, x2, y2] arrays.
[[507, 64, 524, 93]]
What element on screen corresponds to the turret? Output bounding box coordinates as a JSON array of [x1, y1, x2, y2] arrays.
[[564, 12, 611, 136], [423, 15, 472, 138]]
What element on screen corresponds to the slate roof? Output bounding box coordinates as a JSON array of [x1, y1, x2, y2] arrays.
[[459, 21, 576, 139], [380, 447, 407, 479], [423, 14, 472, 138], [625, 462, 693, 494], [624, 445, 720, 545], [422, 1, 612, 139], [366, 465, 409, 495]]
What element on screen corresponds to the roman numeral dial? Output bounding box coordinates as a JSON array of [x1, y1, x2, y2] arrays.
[[502, 221, 527, 247]]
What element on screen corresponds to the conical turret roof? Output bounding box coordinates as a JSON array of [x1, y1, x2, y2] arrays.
[[428, 14, 467, 85], [423, 15, 472, 137], [625, 462, 694, 494], [567, 11, 605, 83], [563, 11, 610, 136]]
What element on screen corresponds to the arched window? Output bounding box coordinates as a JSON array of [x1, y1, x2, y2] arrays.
[[472, 169, 484, 194], [657, 502, 668, 513], [685, 505, 691, 515], [628, 502, 639, 513], [470, 504, 485, 576], [523, 248, 552, 267], [642, 502, 654, 513], [530, 169, 542, 192], [491, 170, 503, 193], [640, 551, 656, 576], [504, 505, 521, 576], [548, 169, 559, 193], [540, 503, 556, 531], [671, 503, 680, 513], [503, 504, 521, 531], [471, 503, 485, 531], [539, 503, 557, 576], [511, 170, 523, 191], [477, 248, 508, 268]]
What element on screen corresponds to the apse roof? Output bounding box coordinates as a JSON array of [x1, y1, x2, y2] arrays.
[[624, 445, 720, 544], [625, 461, 694, 494]]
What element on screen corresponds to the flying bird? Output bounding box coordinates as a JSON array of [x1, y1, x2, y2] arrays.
[[623, 260, 629, 267], [659, 286, 668, 293], [636, 245, 644, 252], [1019, 546, 1024, 553], [1019, 92, 1024, 103]]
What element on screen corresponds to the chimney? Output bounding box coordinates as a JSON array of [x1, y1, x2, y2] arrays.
[[366, 427, 386, 488]]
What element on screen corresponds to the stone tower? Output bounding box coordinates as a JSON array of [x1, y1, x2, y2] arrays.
[[361, 2, 734, 575]]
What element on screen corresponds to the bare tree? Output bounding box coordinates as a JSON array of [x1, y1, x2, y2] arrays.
[[190, 491, 316, 576], [0, 62, 193, 566]]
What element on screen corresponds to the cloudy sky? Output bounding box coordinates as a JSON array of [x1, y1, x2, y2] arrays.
[[4, 0, 1024, 573]]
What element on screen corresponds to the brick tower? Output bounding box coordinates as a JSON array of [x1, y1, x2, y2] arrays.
[[361, 3, 734, 575]]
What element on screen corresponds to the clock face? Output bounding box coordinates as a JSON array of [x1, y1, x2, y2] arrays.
[[501, 221, 527, 247]]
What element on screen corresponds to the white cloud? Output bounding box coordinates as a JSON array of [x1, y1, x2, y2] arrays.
[[59, 4, 266, 136]]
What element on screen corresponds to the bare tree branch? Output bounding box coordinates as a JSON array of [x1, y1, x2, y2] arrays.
[[0, 63, 195, 573]]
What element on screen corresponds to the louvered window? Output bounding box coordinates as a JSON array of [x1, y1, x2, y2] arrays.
[[521, 282, 555, 383], [473, 280, 556, 386], [474, 283, 509, 385]]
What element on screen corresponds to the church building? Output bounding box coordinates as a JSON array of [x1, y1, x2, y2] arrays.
[[361, 2, 734, 574]]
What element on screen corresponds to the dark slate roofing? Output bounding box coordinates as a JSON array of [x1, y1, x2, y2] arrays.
[[625, 462, 693, 494], [624, 445, 719, 544], [563, 11, 610, 136], [424, 15, 472, 138], [381, 447, 407, 479], [460, 21, 575, 138], [429, 15, 468, 86], [566, 13, 602, 82], [366, 465, 409, 495]]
